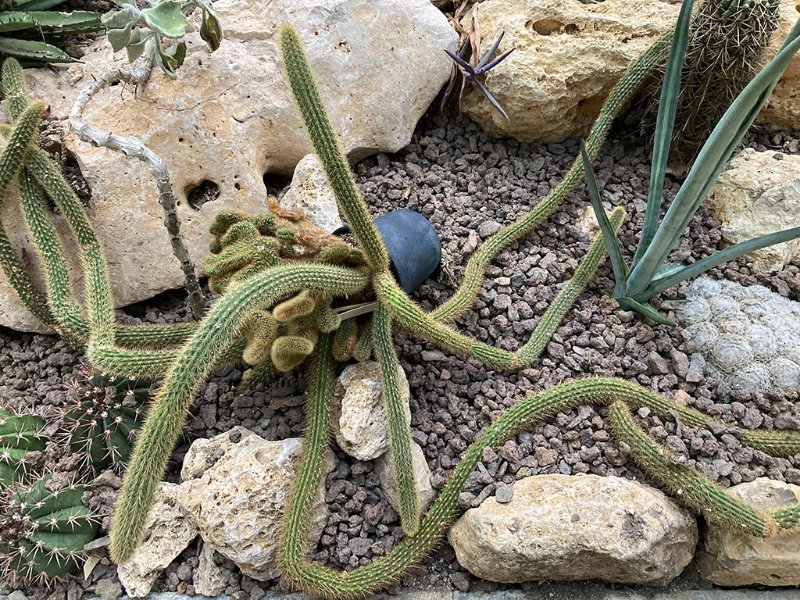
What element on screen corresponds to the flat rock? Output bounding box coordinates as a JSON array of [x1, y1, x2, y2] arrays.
[[0, 0, 456, 332], [177, 427, 333, 580], [116, 483, 198, 598], [449, 474, 697, 585], [375, 441, 435, 521], [698, 478, 800, 587], [330, 360, 411, 461], [460, 0, 679, 142], [707, 149, 800, 273]]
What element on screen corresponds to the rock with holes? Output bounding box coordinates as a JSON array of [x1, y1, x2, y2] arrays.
[[760, 0, 800, 130], [706, 149, 800, 273], [698, 478, 800, 586], [449, 474, 697, 585], [176, 427, 334, 580], [330, 360, 411, 461], [679, 277, 800, 397], [459, 0, 680, 142], [0, 0, 456, 333], [375, 440, 435, 523], [116, 483, 199, 598]]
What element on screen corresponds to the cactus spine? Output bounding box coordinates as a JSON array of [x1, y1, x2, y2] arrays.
[[0, 410, 45, 486], [0, 477, 99, 582]]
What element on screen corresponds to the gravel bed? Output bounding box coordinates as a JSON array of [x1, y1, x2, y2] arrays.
[[1, 106, 798, 599]]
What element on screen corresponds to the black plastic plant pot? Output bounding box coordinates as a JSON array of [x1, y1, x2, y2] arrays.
[[335, 209, 442, 294]]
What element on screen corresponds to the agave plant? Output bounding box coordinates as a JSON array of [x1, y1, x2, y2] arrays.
[[0, 0, 102, 65], [582, 0, 800, 325]]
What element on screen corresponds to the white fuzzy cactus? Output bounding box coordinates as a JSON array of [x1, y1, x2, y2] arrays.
[[680, 277, 800, 396]]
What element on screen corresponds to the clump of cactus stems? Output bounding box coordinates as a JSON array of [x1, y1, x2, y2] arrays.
[[0, 476, 99, 582], [0, 409, 45, 486], [653, 0, 781, 166], [0, 0, 102, 65], [62, 365, 152, 472], [0, 8, 798, 599]]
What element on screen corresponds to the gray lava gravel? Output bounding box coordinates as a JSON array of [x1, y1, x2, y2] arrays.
[[1, 107, 799, 599]]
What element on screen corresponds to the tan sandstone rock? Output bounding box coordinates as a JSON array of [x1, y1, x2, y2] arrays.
[[117, 483, 199, 598], [449, 474, 697, 585], [707, 149, 800, 272], [330, 360, 411, 461], [279, 154, 344, 235], [375, 441, 435, 522], [177, 427, 334, 581], [760, 0, 800, 129], [0, 0, 456, 333], [460, 0, 680, 142], [699, 478, 800, 587]]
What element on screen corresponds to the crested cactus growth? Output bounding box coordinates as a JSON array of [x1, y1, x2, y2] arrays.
[[0, 409, 45, 486], [0, 476, 99, 582], [1, 8, 798, 599], [653, 0, 781, 166], [62, 365, 152, 472]]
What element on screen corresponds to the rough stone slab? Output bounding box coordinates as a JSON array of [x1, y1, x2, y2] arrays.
[[0, 0, 456, 332]]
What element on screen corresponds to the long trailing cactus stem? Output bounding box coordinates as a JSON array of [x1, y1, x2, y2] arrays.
[[431, 31, 674, 324], [280, 25, 390, 273], [607, 401, 787, 537], [375, 208, 626, 370], [373, 305, 420, 535], [109, 264, 370, 564], [279, 376, 800, 599]]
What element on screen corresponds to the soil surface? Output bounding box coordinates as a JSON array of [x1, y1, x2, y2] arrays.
[[1, 103, 799, 599]]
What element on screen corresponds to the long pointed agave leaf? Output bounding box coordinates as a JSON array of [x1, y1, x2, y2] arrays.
[[628, 18, 800, 293], [631, 0, 694, 268], [13, 0, 66, 9], [644, 225, 800, 298], [618, 296, 676, 326], [580, 141, 628, 296], [0, 37, 73, 63]]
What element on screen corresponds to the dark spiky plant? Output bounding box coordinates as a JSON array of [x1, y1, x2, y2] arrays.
[[582, 0, 800, 325], [0, 10, 799, 599], [0, 409, 45, 486], [651, 0, 781, 166], [0, 476, 99, 583], [62, 365, 152, 472]]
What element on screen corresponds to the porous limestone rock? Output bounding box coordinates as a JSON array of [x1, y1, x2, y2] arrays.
[[117, 483, 199, 598], [760, 0, 800, 129], [707, 149, 800, 272], [279, 154, 343, 234], [375, 441, 435, 521], [0, 0, 456, 333], [449, 474, 697, 585], [460, 0, 680, 142], [193, 542, 227, 597], [679, 277, 800, 397], [177, 427, 334, 580], [699, 478, 800, 586], [330, 360, 411, 461]]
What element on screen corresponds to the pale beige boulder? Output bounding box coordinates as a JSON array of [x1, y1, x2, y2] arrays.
[[0, 0, 456, 332], [760, 0, 800, 129], [116, 483, 199, 598], [449, 474, 697, 585], [707, 149, 800, 273], [699, 478, 800, 587], [330, 360, 411, 461], [460, 0, 680, 142], [177, 427, 334, 580], [375, 442, 435, 522]]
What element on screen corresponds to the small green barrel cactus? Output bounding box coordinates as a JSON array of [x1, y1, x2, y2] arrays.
[[0, 409, 45, 486], [0, 476, 98, 581], [63, 366, 152, 472]]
